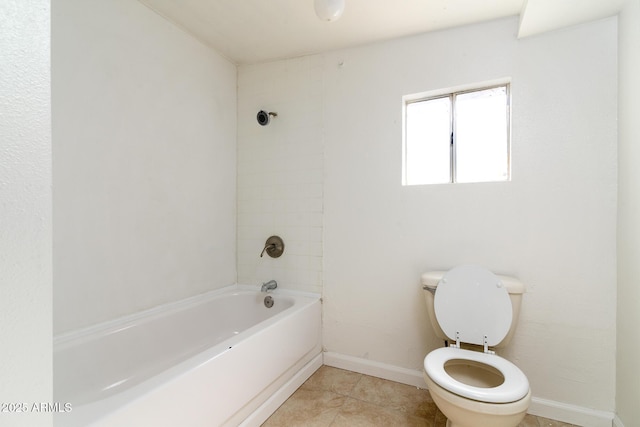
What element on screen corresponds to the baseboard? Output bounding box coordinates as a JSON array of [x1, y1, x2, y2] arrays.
[[528, 397, 614, 427], [239, 353, 323, 427], [613, 414, 625, 427], [324, 351, 615, 427], [323, 351, 427, 388]]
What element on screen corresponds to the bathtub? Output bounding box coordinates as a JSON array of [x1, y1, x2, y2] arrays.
[[53, 285, 322, 427]]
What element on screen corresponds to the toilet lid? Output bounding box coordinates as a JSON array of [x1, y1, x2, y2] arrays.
[[424, 347, 530, 403], [434, 265, 512, 347]]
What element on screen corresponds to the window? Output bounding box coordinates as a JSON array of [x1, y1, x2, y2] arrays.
[[403, 84, 510, 185]]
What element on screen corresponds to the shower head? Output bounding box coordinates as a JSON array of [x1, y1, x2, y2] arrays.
[[257, 110, 277, 126]]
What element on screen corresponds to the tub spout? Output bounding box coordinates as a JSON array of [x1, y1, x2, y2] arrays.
[[261, 280, 277, 292]]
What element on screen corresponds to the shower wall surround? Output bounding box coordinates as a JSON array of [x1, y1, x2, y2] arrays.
[[53, 0, 237, 334], [237, 57, 324, 294]]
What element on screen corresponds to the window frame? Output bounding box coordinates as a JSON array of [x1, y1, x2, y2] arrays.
[[402, 82, 511, 185]]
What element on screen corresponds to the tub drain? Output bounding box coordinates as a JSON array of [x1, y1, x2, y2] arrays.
[[264, 295, 274, 308]]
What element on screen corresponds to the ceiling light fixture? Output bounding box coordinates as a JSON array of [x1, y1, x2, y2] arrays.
[[314, 0, 345, 22]]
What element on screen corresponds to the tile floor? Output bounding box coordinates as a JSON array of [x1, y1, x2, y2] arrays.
[[262, 366, 579, 427]]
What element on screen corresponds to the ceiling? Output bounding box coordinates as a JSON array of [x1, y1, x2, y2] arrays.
[[138, 0, 624, 65]]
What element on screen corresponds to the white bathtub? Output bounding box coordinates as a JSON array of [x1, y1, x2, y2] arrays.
[[53, 286, 322, 427]]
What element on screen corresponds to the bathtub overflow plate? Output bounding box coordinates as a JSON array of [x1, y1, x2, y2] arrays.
[[264, 295, 274, 308]]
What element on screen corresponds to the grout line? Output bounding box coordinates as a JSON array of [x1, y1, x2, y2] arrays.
[[346, 372, 364, 397], [326, 400, 343, 427]]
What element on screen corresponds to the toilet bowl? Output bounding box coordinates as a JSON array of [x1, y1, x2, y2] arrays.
[[422, 265, 531, 427]]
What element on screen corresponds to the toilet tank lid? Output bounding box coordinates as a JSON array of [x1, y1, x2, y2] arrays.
[[421, 270, 526, 294]]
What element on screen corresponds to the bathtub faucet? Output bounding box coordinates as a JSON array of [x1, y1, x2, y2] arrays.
[[261, 280, 278, 292]]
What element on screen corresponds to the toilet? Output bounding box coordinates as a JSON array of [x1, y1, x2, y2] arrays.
[[422, 265, 531, 427]]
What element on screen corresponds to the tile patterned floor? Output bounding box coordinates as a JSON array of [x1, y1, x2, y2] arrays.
[[262, 366, 579, 427]]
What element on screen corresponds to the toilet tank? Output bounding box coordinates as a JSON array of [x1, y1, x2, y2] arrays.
[[421, 270, 525, 349]]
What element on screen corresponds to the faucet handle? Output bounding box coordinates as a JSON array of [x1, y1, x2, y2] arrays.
[[260, 236, 285, 258], [260, 243, 275, 257]]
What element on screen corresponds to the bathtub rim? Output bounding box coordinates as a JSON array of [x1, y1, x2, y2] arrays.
[[53, 284, 320, 348]]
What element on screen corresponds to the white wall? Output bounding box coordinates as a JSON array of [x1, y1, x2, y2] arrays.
[[238, 17, 618, 417], [323, 17, 617, 414], [616, 0, 640, 425], [0, 1, 53, 426], [53, 0, 237, 334], [323, 17, 618, 414], [237, 58, 324, 294]]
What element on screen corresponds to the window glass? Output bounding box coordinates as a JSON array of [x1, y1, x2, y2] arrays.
[[405, 97, 451, 185], [455, 86, 509, 183]]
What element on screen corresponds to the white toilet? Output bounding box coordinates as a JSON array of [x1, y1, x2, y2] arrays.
[[422, 265, 531, 427]]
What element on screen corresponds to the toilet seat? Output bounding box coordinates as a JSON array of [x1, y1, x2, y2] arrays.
[[424, 347, 529, 404]]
